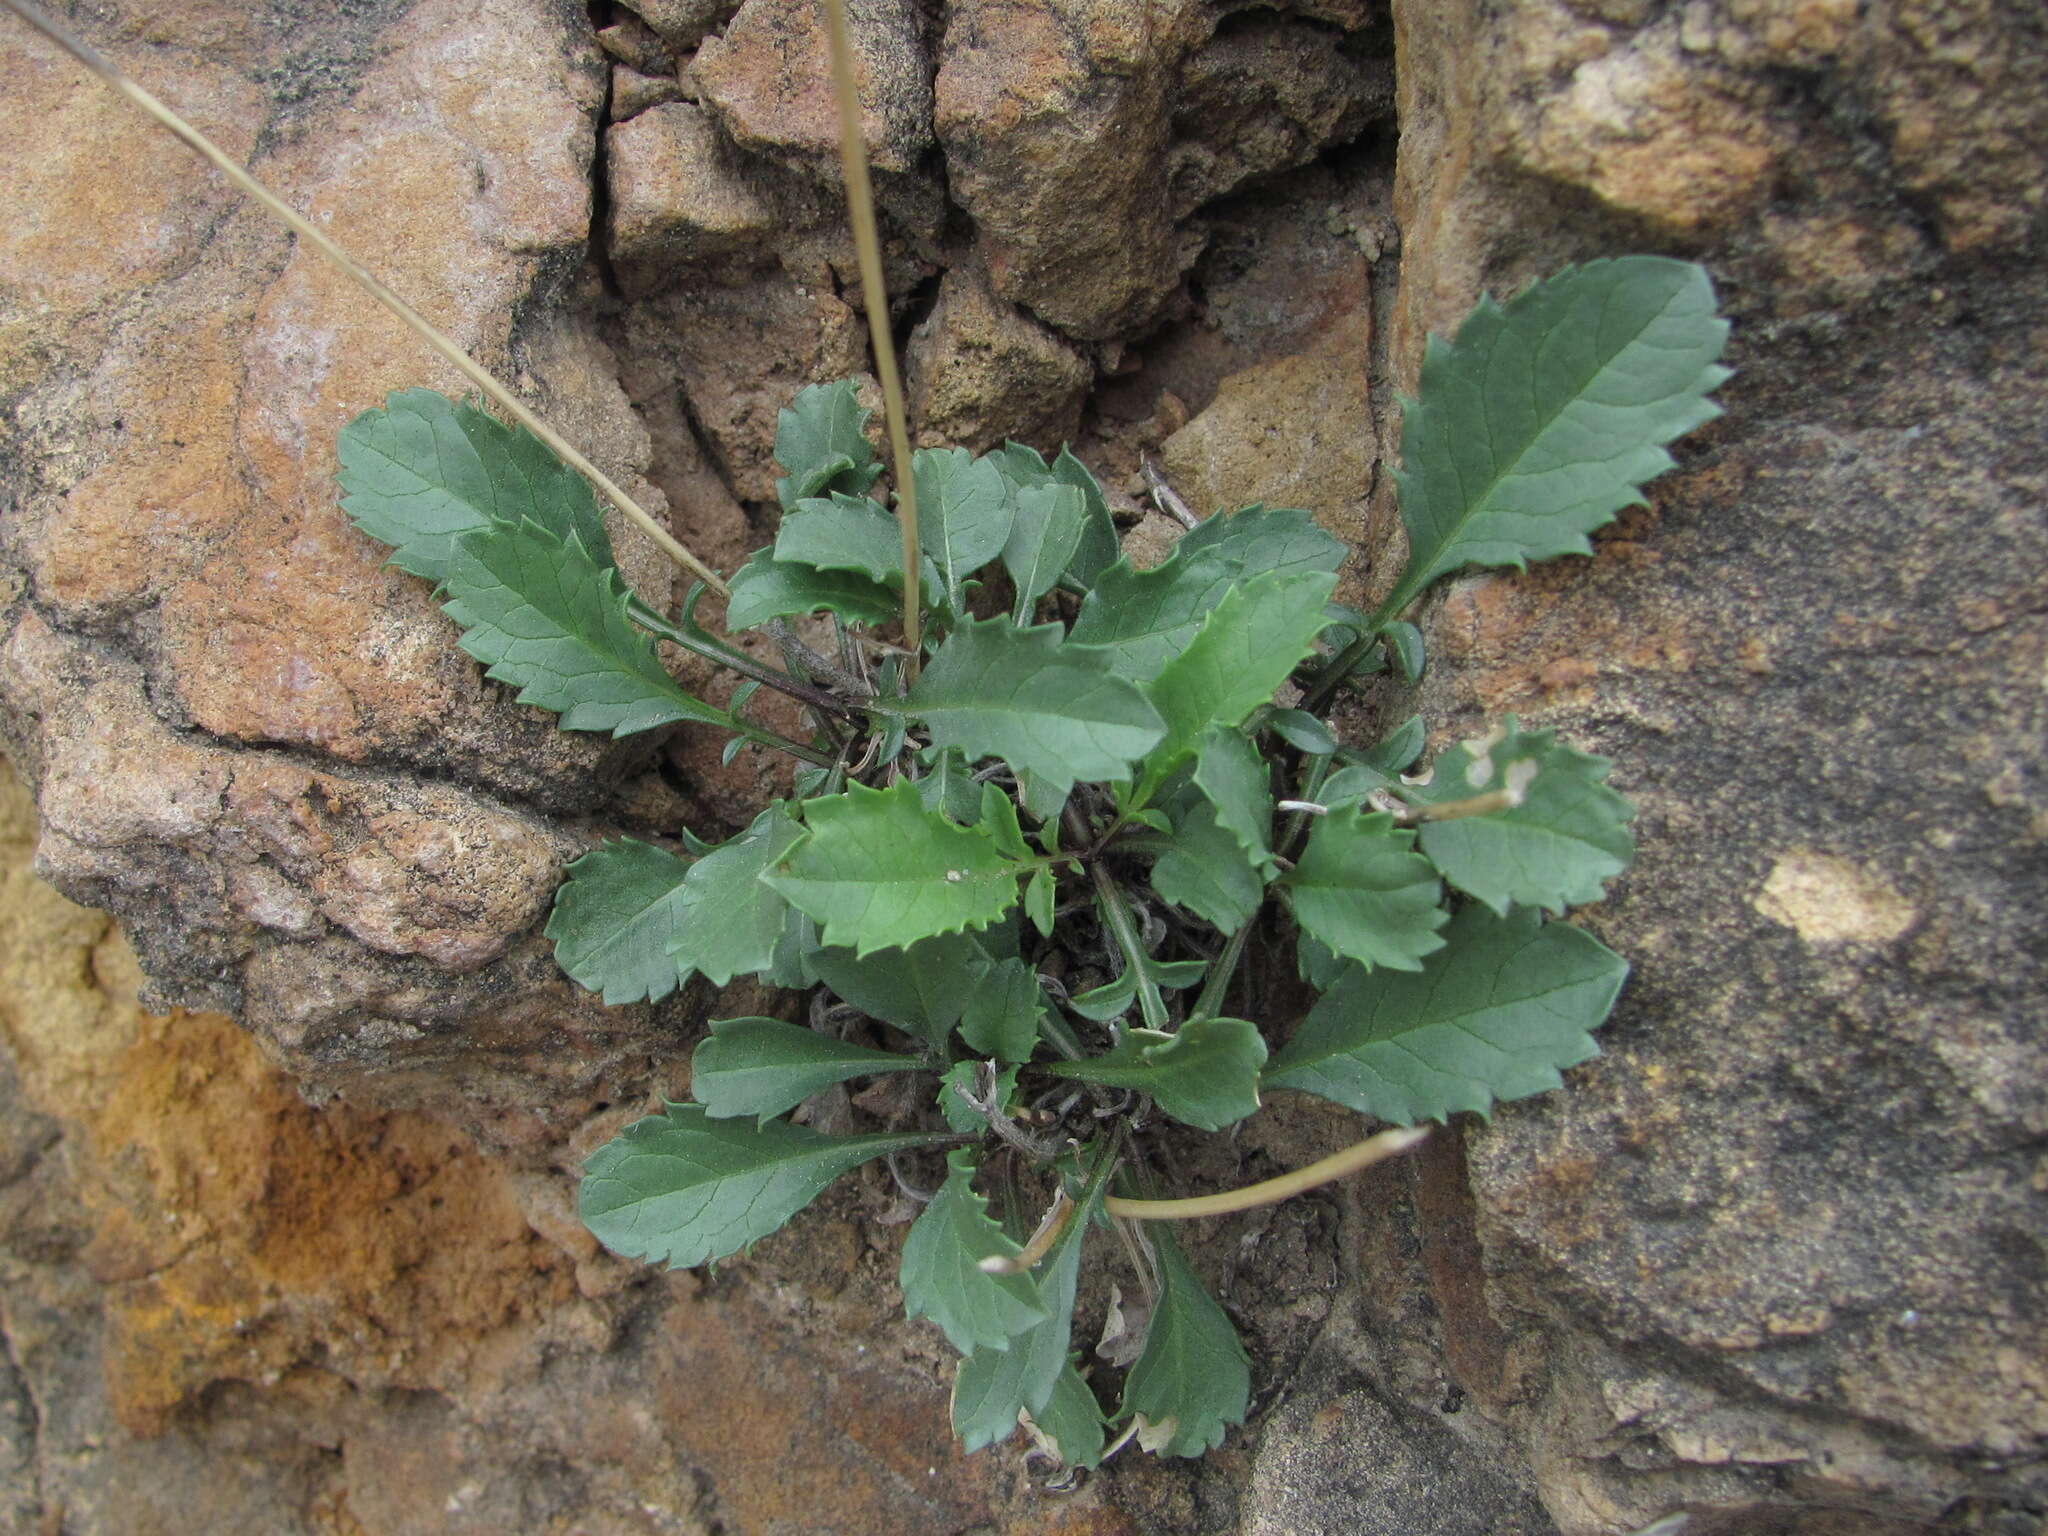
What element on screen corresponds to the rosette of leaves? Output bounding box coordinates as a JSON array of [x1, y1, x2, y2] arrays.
[[336, 256, 1728, 1467]]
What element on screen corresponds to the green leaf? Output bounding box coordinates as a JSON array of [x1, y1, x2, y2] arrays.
[[667, 805, 806, 986], [1149, 959, 1210, 991], [915, 749, 985, 826], [1384, 620, 1426, 684], [1319, 762, 1395, 807], [1119, 1228, 1250, 1457], [766, 779, 1023, 955], [1151, 802, 1266, 934], [957, 957, 1045, 1063], [338, 388, 612, 585], [952, 1155, 1108, 1451], [775, 379, 881, 508], [1044, 1018, 1266, 1132], [1002, 482, 1087, 616], [978, 782, 1032, 861], [1193, 726, 1277, 877], [723, 547, 899, 630], [989, 442, 1117, 592], [905, 617, 1166, 797], [1264, 905, 1628, 1123], [1066, 552, 1246, 682], [1024, 865, 1057, 938], [1266, 708, 1337, 755], [690, 1017, 924, 1123], [1174, 502, 1347, 580], [546, 838, 695, 1005], [1027, 1364, 1107, 1469], [1020, 770, 1069, 829], [1404, 719, 1636, 916], [774, 492, 907, 585], [1139, 569, 1339, 790], [902, 1151, 1050, 1354], [938, 1059, 1019, 1134], [1296, 930, 1344, 989], [1067, 969, 1138, 1023], [442, 519, 730, 736], [913, 448, 1014, 612], [767, 905, 823, 990], [1065, 500, 1342, 683], [811, 931, 986, 1050], [989, 440, 1052, 487], [579, 1103, 930, 1269], [1387, 257, 1730, 610], [1281, 807, 1447, 972], [1360, 713, 1426, 774], [1052, 447, 1119, 590]]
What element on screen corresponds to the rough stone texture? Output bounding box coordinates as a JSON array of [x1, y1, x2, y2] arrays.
[[0, 761, 1155, 1534], [1158, 304, 1373, 531], [934, 0, 1211, 340], [1167, 10, 1392, 219], [930, 0, 1390, 341], [607, 100, 782, 287], [0, 0, 728, 1117], [1245, 1356, 1559, 1536], [694, 0, 935, 178], [619, 0, 739, 52], [1376, 1, 2048, 1532], [618, 274, 873, 504], [905, 261, 1093, 451], [610, 63, 687, 122]]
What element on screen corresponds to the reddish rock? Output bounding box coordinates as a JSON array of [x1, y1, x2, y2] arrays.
[[935, 0, 1209, 340], [607, 101, 781, 290], [905, 261, 1092, 452], [694, 0, 933, 177]]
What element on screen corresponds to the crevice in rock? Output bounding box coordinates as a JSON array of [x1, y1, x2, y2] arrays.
[[585, 1, 628, 301], [0, 1305, 48, 1525]]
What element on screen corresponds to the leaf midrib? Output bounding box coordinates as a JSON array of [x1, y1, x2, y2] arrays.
[[1269, 966, 1611, 1080], [1396, 277, 1694, 603]]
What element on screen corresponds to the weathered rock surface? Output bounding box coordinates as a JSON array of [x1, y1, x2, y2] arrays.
[[608, 100, 782, 287], [1158, 305, 1373, 533], [1167, 10, 1391, 218], [2, 0, 2042, 1531], [619, 0, 739, 53], [933, 0, 1209, 340], [1373, 1, 2048, 1532], [0, 0, 714, 1117], [905, 260, 1093, 451], [694, 0, 935, 178], [0, 763, 1156, 1533]]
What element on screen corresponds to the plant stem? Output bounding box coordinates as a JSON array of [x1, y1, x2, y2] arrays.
[[1104, 1126, 1431, 1221], [1301, 585, 1413, 713], [1277, 754, 1337, 861], [728, 718, 838, 768], [979, 1191, 1073, 1274], [1034, 1005, 1087, 1063], [820, 0, 921, 677], [628, 599, 854, 717], [0, 0, 729, 595], [1188, 919, 1254, 1022], [1090, 862, 1170, 1032]]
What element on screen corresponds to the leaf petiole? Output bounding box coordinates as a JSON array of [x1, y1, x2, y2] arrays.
[[1104, 1126, 1431, 1221], [1187, 920, 1253, 1023], [1091, 862, 1170, 1032], [629, 592, 855, 719]]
